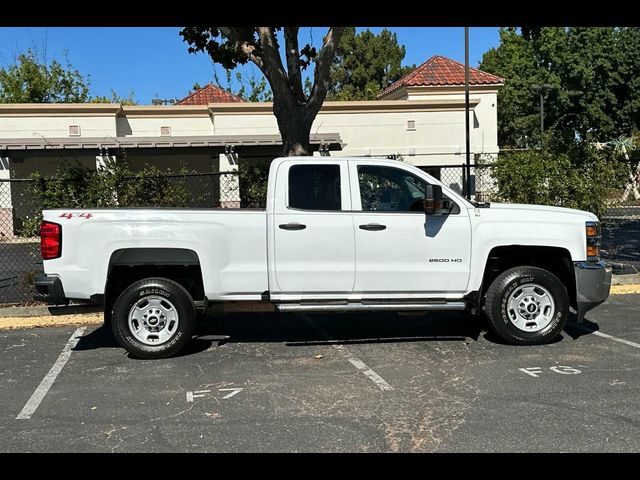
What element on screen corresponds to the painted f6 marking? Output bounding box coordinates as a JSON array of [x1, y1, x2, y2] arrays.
[[519, 366, 582, 378]]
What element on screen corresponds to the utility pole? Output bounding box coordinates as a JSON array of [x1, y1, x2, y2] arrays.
[[531, 84, 554, 134], [464, 27, 471, 200]]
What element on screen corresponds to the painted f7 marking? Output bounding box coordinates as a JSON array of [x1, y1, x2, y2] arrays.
[[186, 390, 211, 402], [186, 388, 243, 402]]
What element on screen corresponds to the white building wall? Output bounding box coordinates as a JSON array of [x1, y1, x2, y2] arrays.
[[0, 89, 500, 172], [209, 100, 496, 166], [210, 113, 279, 136], [120, 116, 213, 137], [311, 110, 472, 162], [405, 89, 499, 160], [0, 116, 117, 139]]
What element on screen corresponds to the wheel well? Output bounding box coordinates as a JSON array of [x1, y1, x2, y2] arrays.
[[104, 248, 205, 314], [481, 246, 576, 309]]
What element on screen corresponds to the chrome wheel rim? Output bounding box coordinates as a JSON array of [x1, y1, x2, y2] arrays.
[[506, 283, 556, 332], [128, 296, 179, 346]]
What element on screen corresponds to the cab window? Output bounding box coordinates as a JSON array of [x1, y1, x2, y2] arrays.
[[357, 165, 459, 214]]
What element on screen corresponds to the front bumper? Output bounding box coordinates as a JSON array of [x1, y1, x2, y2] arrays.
[[574, 261, 612, 322], [34, 274, 69, 305]]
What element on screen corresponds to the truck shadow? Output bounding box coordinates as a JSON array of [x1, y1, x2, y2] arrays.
[[197, 310, 483, 347], [72, 324, 214, 358], [74, 311, 485, 357], [73, 310, 600, 357], [563, 316, 600, 340]]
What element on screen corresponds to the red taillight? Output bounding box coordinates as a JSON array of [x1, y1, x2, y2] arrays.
[[40, 221, 61, 260]]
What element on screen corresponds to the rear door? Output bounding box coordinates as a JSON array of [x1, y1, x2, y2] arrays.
[[270, 160, 355, 295]]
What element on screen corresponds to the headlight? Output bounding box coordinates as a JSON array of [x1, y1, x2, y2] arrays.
[[585, 221, 601, 262]]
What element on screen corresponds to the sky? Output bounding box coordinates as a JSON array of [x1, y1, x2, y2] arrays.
[[0, 27, 501, 104]]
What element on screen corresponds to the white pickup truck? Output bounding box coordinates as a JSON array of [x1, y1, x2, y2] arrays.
[[34, 156, 612, 358]]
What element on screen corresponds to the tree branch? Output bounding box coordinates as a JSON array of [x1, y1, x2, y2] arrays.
[[308, 27, 345, 114], [255, 27, 290, 99], [218, 27, 264, 68], [284, 27, 304, 101]]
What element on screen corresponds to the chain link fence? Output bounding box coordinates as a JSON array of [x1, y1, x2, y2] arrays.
[[431, 162, 640, 274], [1, 161, 639, 305], [0, 172, 243, 304]]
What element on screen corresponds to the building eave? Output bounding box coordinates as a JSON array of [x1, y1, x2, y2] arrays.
[[0, 98, 484, 119], [0, 133, 343, 151], [121, 105, 211, 117], [209, 98, 482, 115]]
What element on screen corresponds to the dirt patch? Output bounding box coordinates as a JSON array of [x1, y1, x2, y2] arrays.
[[0, 312, 103, 330]]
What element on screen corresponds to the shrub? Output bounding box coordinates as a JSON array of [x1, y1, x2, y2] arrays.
[[17, 160, 192, 237], [238, 159, 270, 208], [116, 166, 192, 208], [487, 139, 627, 218]]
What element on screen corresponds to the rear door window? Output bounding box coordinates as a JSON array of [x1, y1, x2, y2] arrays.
[[288, 164, 342, 211]]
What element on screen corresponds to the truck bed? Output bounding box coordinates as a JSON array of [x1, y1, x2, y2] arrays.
[[42, 208, 269, 300]]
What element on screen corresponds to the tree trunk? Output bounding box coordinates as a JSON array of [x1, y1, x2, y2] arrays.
[[273, 100, 313, 156]]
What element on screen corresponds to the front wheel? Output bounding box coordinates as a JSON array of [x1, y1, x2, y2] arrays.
[[112, 277, 196, 359], [484, 266, 569, 345]]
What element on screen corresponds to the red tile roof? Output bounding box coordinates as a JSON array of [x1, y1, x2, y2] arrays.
[[378, 55, 504, 98], [177, 83, 245, 105]]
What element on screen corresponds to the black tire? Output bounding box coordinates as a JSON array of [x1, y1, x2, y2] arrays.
[[111, 277, 196, 359], [484, 266, 569, 345]]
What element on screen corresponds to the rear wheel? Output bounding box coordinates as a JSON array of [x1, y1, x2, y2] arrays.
[[111, 277, 196, 359], [484, 266, 569, 345]]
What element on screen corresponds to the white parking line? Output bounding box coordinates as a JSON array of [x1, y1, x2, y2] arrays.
[[16, 327, 86, 420], [575, 325, 640, 350], [299, 314, 393, 392]]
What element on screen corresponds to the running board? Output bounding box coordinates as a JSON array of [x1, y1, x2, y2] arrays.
[[276, 302, 466, 313]]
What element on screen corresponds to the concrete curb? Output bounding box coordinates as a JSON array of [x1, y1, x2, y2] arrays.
[[612, 273, 640, 286]]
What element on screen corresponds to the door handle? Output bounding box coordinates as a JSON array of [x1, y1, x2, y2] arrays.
[[359, 223, 386, 231], [279, 222, 307, 231]]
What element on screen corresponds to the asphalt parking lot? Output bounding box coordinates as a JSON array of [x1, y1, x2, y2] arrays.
[[0, 294, 639, 452]]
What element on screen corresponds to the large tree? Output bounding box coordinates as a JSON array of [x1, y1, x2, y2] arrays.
[[480, 27, 640, 148], [91, 89, 138, 105], [328, 27, 415, 101], [180, 27, 345, 156], [0, 49, 91, 103], [213, 68, 274, 102]]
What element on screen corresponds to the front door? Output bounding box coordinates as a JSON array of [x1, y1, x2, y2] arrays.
[[271, 160, 355, 295], [350, 162, 472, 296]]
